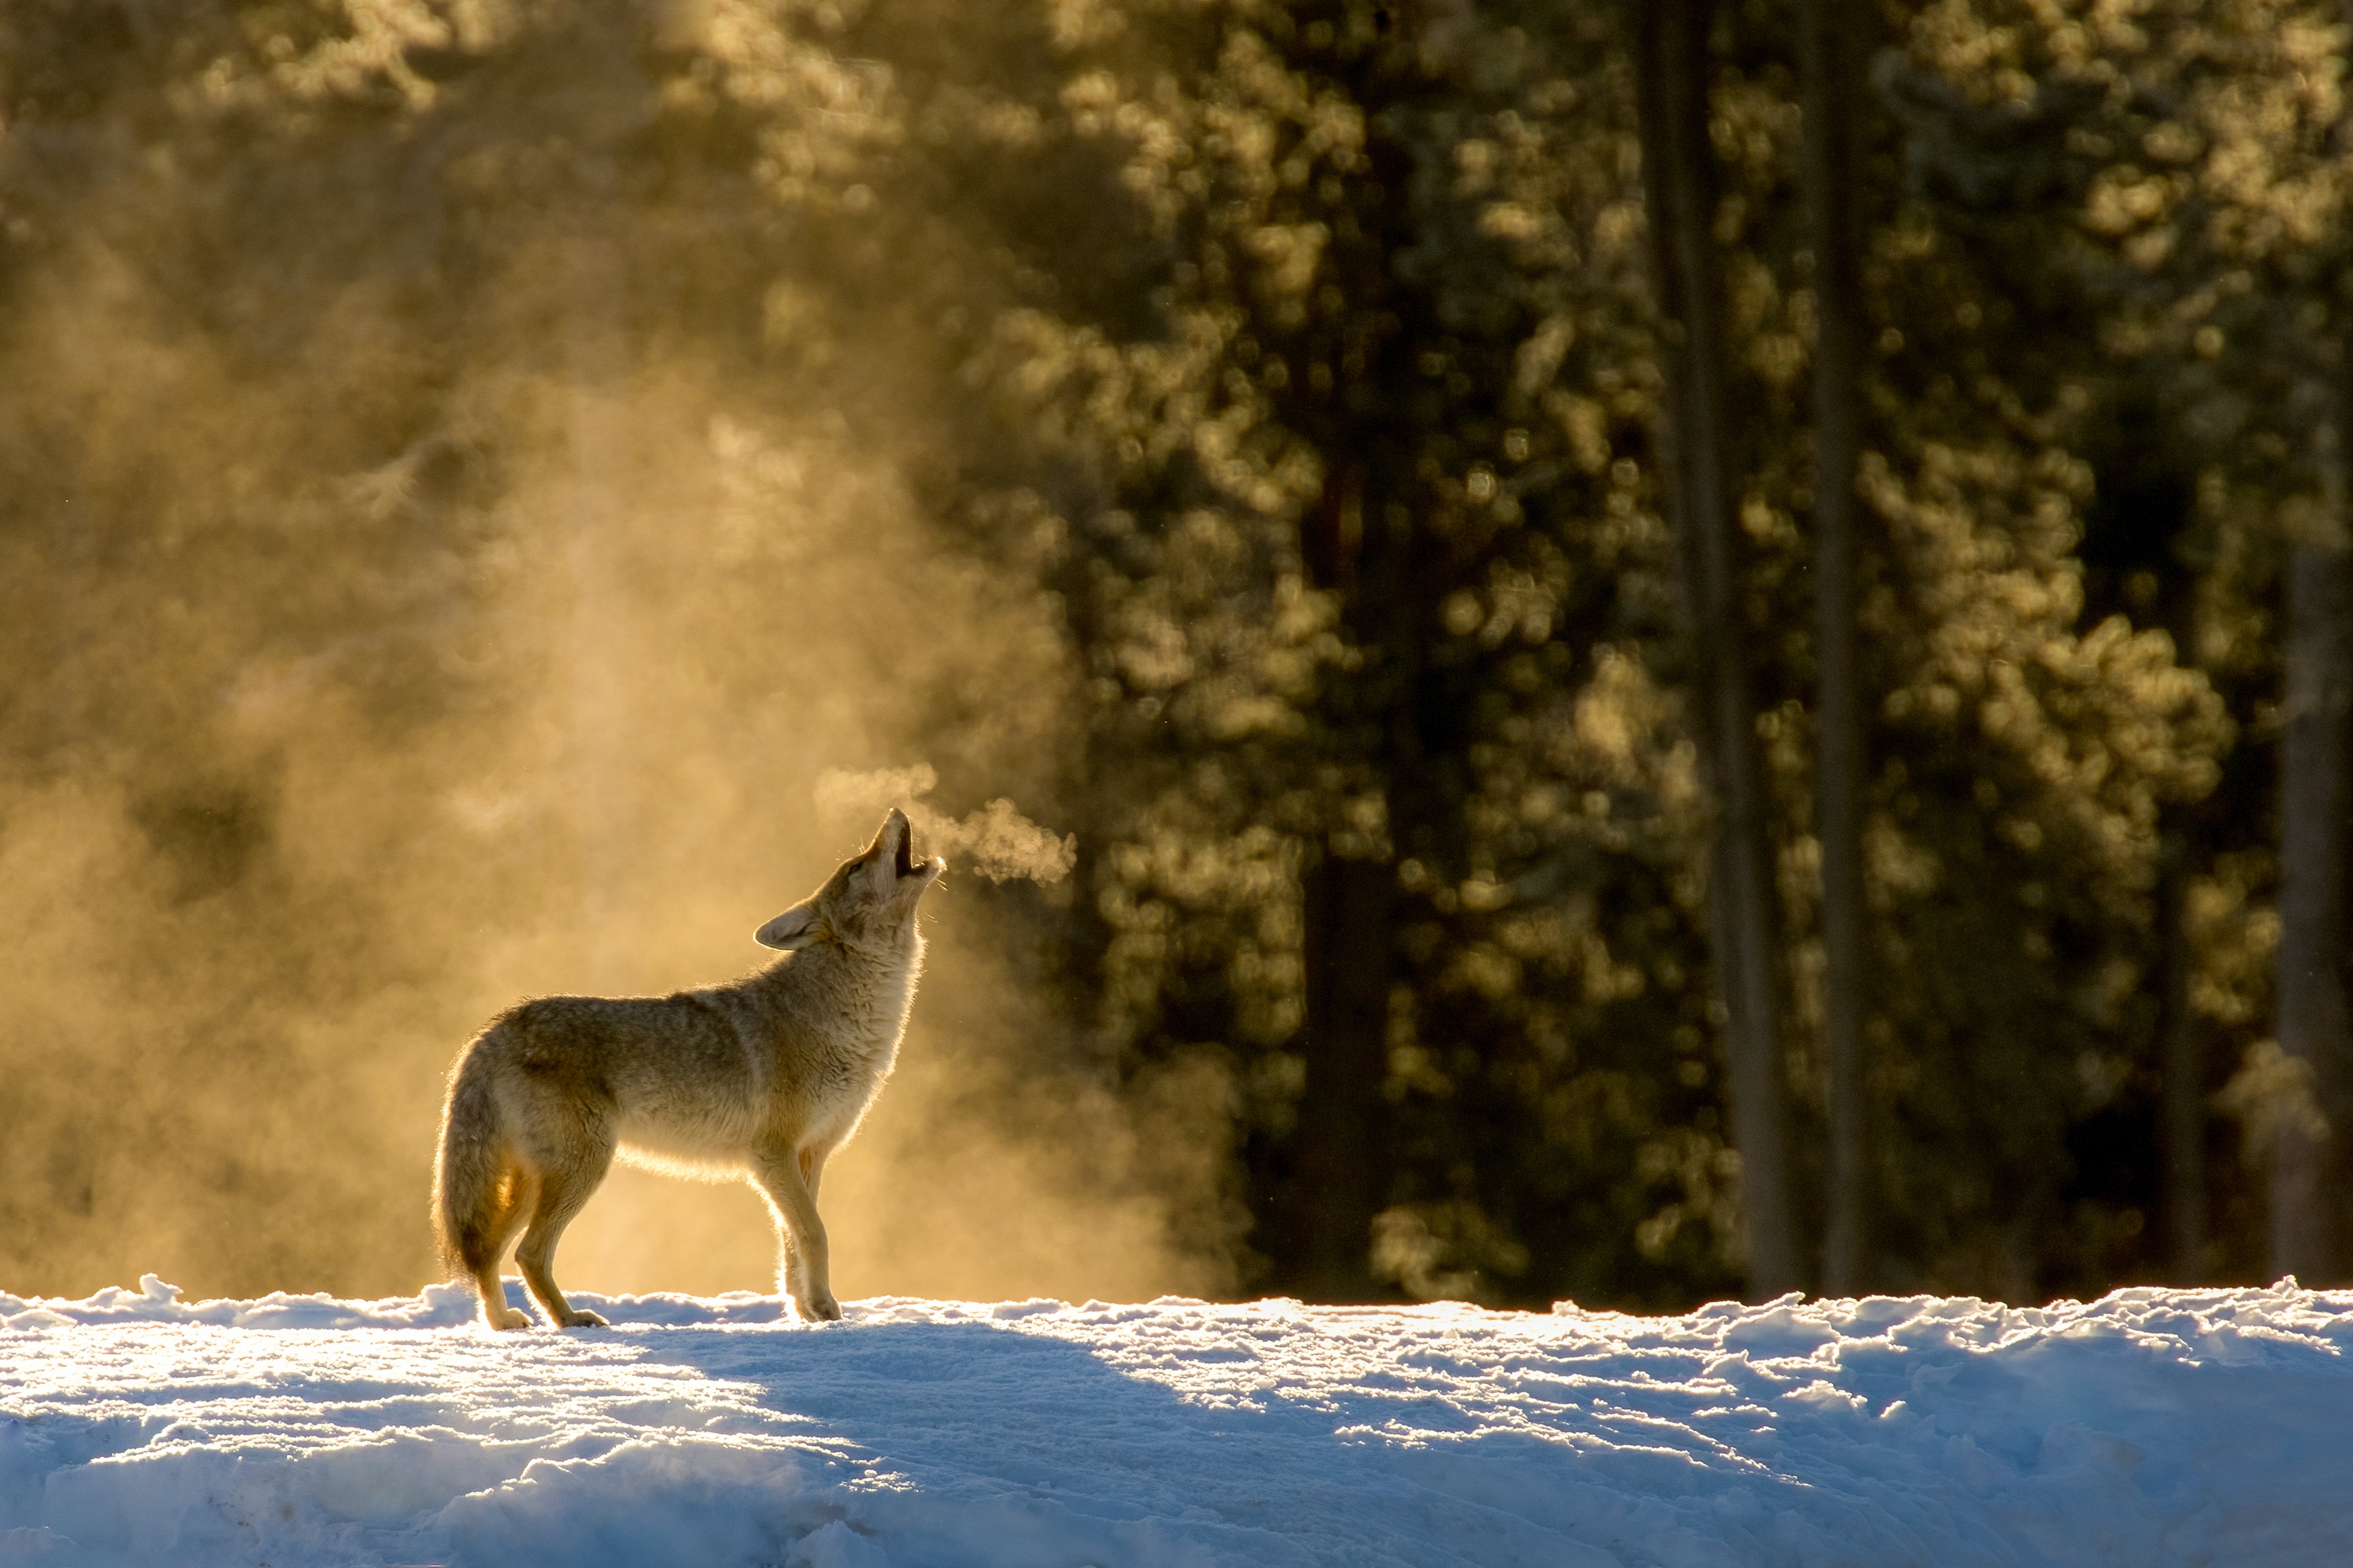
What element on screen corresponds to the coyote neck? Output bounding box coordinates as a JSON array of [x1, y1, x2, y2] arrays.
[[751, 932, 922, 1071]]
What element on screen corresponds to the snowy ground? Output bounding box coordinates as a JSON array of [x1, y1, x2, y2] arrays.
[[1, 1277, 2347, 1566]]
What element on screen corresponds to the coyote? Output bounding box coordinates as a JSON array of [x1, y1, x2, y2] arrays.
[[431, 809, 940, 1329]]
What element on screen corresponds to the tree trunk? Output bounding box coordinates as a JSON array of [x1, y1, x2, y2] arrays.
[[2078, 405, 2206, 1278], [1632, 0, 1800, 1298], [1278, 83, 1437, 1300], [1293, 845, 1394, 1300], [2155, 825, 2207, 1279], [1284, 457, 1400, 1301], [2141, 509, 2209, 1282], [2273, 416, 2353, 1284], [1798, 0, 1870, 1297]]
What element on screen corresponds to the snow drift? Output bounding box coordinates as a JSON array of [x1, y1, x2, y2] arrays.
[[1, 1277, 2347, 1566]]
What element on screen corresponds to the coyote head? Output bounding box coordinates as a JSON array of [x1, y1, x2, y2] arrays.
[[755, 808, 942, 951]]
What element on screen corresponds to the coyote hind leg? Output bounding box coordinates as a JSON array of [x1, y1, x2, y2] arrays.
[[513, 1150, 615, 1329], [469, 1166, 536, 1330]]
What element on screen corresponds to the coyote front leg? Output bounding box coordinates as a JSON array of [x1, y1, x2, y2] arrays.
[[754, 1144, 839, 1321], [778, 1146, 833, 1311]]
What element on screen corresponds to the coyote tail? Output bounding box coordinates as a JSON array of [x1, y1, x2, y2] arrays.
[[432, 1036, 511, 1281]]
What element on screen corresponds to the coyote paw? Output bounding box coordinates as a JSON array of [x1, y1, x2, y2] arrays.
[[797, 1293, 843, 1323], [559, 1308, 609, 1329], [487, 1306, 532, 1331]]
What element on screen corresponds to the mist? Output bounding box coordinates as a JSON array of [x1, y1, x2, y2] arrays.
[[813, 765, 1077, 885], [0, 4, 1233, 1306], [10, 0, 2287, 1315]]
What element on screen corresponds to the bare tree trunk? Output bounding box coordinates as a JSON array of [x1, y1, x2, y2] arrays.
[[2155, 827, 2208, 1279], [1293, 845, 1394, 1300], [1798, 0, 1869, 1297], [2273, 413, 2353, 1284], [2136, 501, 2209, 1281], [1275, 71, 1461, 1301], [2267, 0, 2353, 1290], [1632, 0, 1800, 1298], [2079, 407, 2206, 1276], [1282, 460, 1399, 1301]]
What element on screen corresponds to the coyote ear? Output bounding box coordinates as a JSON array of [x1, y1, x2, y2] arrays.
[[754, 899, 826, 951]]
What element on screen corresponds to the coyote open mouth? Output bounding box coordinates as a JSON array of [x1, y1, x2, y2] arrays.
[[895, 821, 917, 879]]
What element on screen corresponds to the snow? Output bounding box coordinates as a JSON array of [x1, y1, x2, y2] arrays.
[[2, 1277, 2348, 1566]]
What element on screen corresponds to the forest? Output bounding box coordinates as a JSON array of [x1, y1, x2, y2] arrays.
[[0, 0, 2348, 1313]]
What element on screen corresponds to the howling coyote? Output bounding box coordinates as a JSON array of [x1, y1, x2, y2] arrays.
[[432, 809, 940, 1329]]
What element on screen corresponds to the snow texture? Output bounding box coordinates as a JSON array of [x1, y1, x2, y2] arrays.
[[1, 1275, 2347, 1566]]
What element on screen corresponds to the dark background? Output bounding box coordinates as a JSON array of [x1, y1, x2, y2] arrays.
[[2, 0, 2345, 1310]]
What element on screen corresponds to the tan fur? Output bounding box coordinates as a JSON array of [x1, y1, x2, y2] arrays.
[[431, 809, 940, 1330]]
